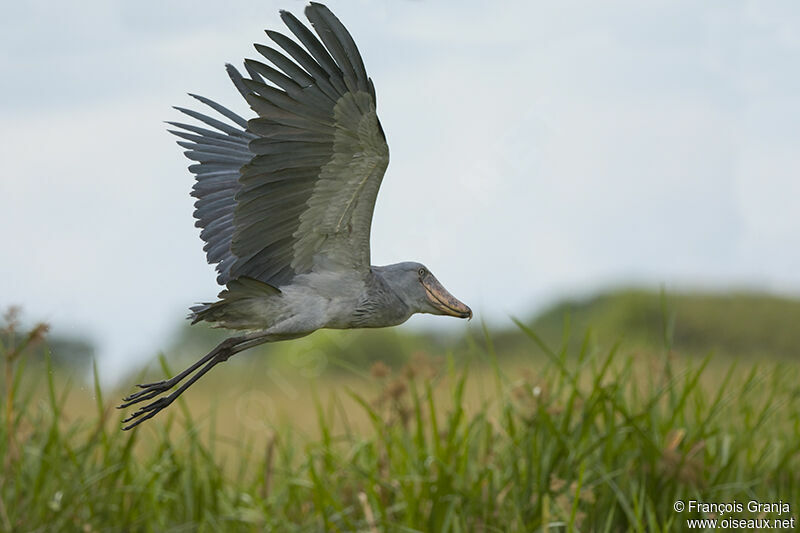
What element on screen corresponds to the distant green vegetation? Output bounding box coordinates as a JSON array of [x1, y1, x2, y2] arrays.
[[159, 289, 800, 382], [494, 289, 800, 361], [16, 289, 797, 380], [0, 307, 95, 374], [2, 290, 799, 532]]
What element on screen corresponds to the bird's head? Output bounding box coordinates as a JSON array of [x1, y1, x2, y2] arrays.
[[379, 262, 472, 319]]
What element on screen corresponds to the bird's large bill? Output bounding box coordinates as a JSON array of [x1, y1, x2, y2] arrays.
[[422, 277, 472, 319]]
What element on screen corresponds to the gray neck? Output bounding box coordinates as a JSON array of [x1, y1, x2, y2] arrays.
[[350, 267, 413, 328]]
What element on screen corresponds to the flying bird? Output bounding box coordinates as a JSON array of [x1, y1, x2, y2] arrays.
[[119, 2, 471, 430]]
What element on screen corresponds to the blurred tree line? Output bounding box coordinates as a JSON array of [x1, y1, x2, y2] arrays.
[[493, 289, 800, 360], [6, 289, 800, 378], [1, 307, 96, 375]]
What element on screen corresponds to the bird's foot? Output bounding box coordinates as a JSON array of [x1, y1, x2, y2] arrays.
[[116, 333, 269, 430], [118, 378, 178, 409], [119, 394, 177, 431]]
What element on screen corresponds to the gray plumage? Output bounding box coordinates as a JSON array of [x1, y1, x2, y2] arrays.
[[120, 2, 470, 430]]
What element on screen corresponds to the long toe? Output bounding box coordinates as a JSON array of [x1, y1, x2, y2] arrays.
[[121, 396, 176, 430], [118, 381, 176, 407], [121, 408, 162, 430], [136, 379, 172, 389], [118, 388, 165, 409], [122, 397, 168, 423]]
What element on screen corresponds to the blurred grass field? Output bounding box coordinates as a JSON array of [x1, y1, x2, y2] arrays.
[[2, 289, 800, 531]]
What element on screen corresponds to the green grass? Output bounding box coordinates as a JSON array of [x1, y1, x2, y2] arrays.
[[2, 305, 800, 531]]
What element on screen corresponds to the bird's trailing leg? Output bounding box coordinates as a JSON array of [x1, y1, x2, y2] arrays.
[[118, 332, 272, 430]]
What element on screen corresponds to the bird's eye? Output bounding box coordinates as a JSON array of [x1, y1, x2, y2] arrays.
[[418, 268, 426, 277]]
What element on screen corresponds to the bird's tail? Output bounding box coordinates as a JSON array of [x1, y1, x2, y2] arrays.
[[189, 277, 281, 329]]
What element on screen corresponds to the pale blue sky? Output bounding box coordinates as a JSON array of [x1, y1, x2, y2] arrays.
[[2, 0, 798, 381]]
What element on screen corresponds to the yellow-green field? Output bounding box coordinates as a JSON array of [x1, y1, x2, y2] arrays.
[[28, 349, 780, 462], [3, 291, 800, 531]]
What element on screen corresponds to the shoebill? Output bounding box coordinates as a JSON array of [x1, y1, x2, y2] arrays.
[[119, 2, 471, 430]]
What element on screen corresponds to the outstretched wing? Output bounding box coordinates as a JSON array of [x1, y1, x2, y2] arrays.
[[170, 2, 389, 287], [168, 85, 256, 285]]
